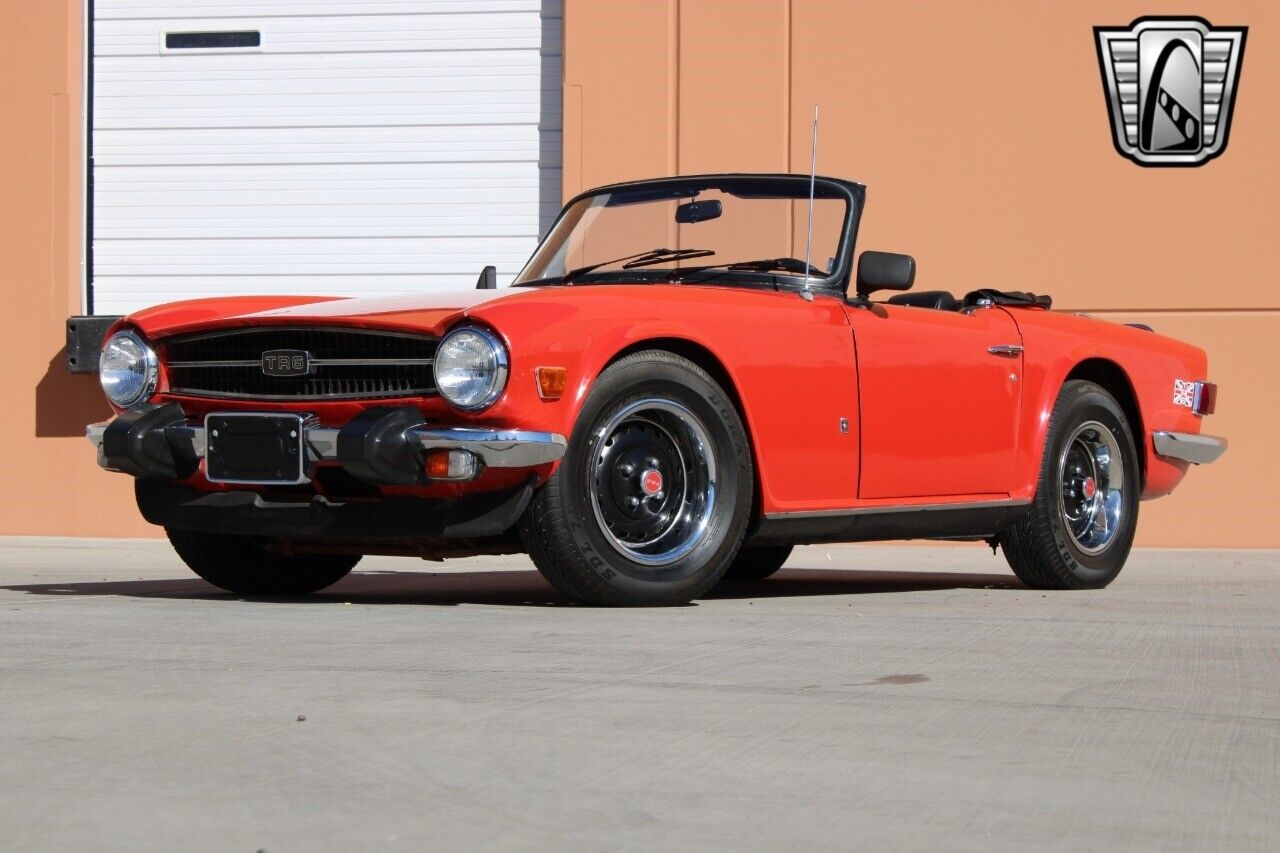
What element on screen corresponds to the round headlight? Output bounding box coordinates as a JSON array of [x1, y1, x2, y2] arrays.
[[99, 330, 158, 407], [433, 326, 509, 411]]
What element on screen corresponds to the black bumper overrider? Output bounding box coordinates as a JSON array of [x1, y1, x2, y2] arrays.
[[135, 479, 534, 541], [99, 403, 202, 480]]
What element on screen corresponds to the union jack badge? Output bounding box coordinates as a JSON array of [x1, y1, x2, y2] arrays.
[[1173, 379, 1197, 408], [1095, 17, 1247, 167]]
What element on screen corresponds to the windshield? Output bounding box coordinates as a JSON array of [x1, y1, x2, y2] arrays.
[[514, 177, 851, 286]]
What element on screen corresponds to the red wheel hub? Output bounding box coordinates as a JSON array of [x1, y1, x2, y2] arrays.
[[1082, 477, 1097, 499], [640, 468, 664, 496]]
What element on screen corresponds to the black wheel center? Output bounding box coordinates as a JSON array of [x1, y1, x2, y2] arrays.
[[594, 421, 687, 543], [1060, 442, 1097, 523]]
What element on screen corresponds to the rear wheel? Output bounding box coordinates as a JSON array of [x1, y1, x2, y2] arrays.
[[1001, 380, 1139, 589], [722, 545, 793, 582], [167, 529, 360, 596], [519, 350, 753, 606]]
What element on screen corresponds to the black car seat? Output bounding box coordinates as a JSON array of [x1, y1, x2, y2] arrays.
[[886, 290, 959, 311]]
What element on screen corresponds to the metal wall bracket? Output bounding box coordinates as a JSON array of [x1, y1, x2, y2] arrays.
[[66, 315, 122, 374]]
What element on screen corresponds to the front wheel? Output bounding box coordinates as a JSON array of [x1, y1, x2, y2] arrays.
[[1001, 380, 1139, 589], [519, 350, 753, 606], [167, 529, 360, 596]]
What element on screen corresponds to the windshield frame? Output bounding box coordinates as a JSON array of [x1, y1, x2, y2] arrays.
[[514, 173, 866, 295]]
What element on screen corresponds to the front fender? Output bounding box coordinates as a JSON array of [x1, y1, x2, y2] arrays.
[[468, 286, 861, 514]]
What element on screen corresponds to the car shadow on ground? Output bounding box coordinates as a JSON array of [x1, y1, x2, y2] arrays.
[[1, 566, 1020, 607]]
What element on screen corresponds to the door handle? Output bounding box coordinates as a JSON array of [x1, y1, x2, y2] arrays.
[[987, 345, 1023, 357]]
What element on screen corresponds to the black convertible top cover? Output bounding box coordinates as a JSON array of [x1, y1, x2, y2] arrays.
[[963, 289, 1053, 309]]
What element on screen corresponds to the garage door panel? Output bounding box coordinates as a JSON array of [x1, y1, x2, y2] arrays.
[[95, 160, 546, 189], [94, 106, 549, 131], [97, 189, 545, 209], [102, 1, 558, 20], [95, 48, 559, 79], [91, 0, 562, 313], [97, 77, 558, 104], [94, 217, 539, 240], [96, 236, 534, 274], [95, 128, 562, 166], [96, 12, 558, 57], [97, 92, 554, 122]]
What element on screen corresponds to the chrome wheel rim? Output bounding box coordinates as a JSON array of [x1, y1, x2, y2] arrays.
[[1057, 420, 1125, 555], [588, 398, 717, 567]]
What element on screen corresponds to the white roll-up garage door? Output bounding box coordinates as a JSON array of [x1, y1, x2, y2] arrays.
[[89, 0, 562, 315]]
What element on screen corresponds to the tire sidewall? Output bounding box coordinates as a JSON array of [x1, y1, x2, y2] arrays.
[[555, 356, 752, 601], [1043, 387, 1139, 584]]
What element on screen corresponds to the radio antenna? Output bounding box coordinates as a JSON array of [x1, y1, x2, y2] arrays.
[[801, 104, 819, 302]]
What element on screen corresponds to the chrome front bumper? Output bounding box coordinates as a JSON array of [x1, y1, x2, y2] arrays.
[[1152, 431, 1227, 465], [87, 407, 566, 483], [87, 422, 566, 467]]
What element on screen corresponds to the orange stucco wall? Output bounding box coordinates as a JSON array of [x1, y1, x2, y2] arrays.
[[0, 0, 1274, 545], [1, 0, 145, 536]]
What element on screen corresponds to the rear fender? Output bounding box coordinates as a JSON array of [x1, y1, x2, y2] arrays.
[[1014, 321, 1208, 501]]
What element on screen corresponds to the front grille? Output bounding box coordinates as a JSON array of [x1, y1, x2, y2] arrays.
[[163, 326, 438, 400]]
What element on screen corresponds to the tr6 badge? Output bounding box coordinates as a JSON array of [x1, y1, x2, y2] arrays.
[[1095, 17, 1247, 167], [261, 349, 313, 377]]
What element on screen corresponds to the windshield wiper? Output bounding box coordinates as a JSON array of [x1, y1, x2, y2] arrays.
[[559, 247, 715, 284], [622, 248, 714, 269], [666, 257, 825, 285], [723, 257, 825, 276]]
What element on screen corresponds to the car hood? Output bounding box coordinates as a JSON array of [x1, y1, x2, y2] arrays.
[[125, 288, 522, 339]]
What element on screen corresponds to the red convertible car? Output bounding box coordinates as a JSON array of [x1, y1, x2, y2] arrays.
[[87, 174, 1225, 605]]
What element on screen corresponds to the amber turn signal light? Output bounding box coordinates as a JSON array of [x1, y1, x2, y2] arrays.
[[536, 366, 568, 400], [424, 448, 480, 481]]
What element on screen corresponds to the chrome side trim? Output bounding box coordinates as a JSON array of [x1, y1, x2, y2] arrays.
[[1152, 431, 1227, 465], [763, 498, 1031, 521], [168, 358, 435, 368], [166, 388, 438, 402]]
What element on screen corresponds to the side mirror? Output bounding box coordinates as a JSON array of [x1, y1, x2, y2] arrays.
[[855, 251, 915, 297], [675, 199, 722, 224], [476, 265, 497, 290]]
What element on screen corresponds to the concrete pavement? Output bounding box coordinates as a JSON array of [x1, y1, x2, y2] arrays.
[[1, 537, 1277, 850]]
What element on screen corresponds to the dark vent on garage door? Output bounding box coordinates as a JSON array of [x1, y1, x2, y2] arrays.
[[165, 31, 261, 49]]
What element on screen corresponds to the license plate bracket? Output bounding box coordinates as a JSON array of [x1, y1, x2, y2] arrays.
[[205, 413, 307, 484]]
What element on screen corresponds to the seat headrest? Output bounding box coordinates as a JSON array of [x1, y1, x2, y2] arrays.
[[886, 290, 959, 311]]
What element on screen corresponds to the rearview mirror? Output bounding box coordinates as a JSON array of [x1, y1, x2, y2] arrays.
[[856, 251, 915, 297], [675, 199, 722, 224]]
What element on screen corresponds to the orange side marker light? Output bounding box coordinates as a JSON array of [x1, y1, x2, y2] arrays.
[[536, 366, 568, 400]]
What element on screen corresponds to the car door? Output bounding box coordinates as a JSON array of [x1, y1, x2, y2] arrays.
[[847, 303, 1023, 499]]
